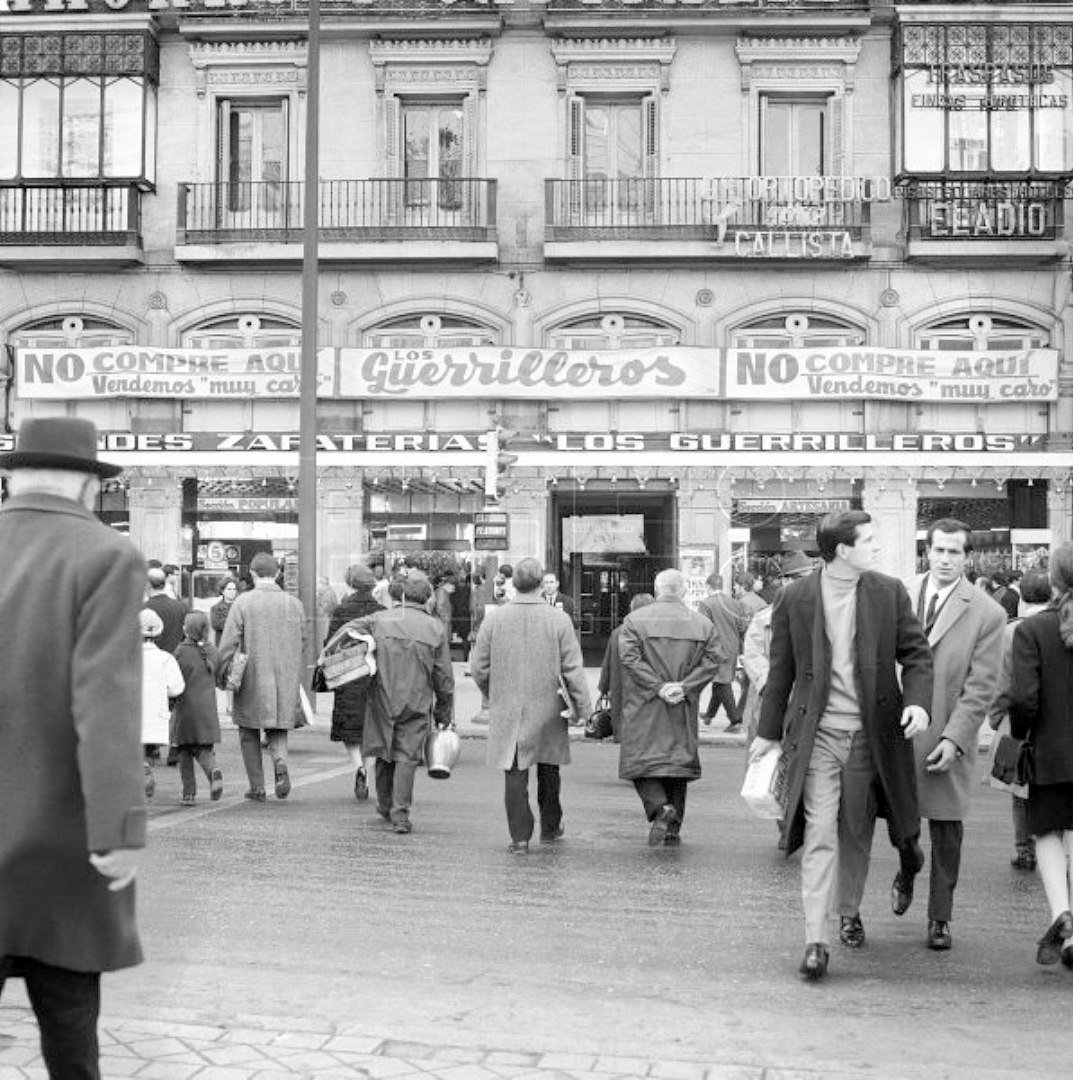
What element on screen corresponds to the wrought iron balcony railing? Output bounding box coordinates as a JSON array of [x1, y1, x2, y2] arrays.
[[897, 179, 1065, 242], [545, 177, 870, 240], [0, 182, 141, 245], [178, 178, 497, 243]]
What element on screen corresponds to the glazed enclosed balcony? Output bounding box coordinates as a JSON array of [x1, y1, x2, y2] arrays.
[[898, 179, 1069, 266], [175, 178, 498, 264], [544, 177, 875, 264], [0, 182, 144, 268]]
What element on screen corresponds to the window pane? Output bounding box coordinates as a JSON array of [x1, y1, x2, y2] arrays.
[[437, 108, 463, 176], [62, 78, 101, 177], [903, 72, 944, 172], [1037, 72, 1073, 172], [0, 81, 17, 178], [103, 78, 142, 177], [990, 104, 1029, 172], [947, 86, 988, 171], [261, 106, 284, 185], [404, 108, 430, 180], [584, 105, 609, 181], [144, 82, 157, 184], [798, 104, 824, 174], [22, 79, 60, 177], [615, 104, 642, 180], [763, 101, 791, 174]]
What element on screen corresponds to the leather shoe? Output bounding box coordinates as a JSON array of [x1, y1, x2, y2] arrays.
[[1011, 849, 1037, 871], [927, 920, 952, 951], [664, 834, 681, 847], [1061, 945, 1073, 970], [799, 943, 829, 980], [839, 915, 866, 948], [1036, 910, 1073, 965], [648, 805, 678, 847], [507, 840, 529, 855], [273, 760, 291, 800], [891, 871, 916, 916], [541, 825, 565, 842]]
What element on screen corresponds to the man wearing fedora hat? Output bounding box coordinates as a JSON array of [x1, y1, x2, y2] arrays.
[[0, 417, 147, 1077]]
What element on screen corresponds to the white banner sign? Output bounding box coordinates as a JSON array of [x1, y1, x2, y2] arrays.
[[14, 347, 337, 400], [336, 346, 717, 400], [726, 347, 1059, 403]]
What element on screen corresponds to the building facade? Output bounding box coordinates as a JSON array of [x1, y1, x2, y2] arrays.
[[1, 0, 1071, 657]]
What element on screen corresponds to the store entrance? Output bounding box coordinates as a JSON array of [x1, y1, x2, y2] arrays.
[[548, 487, 676, 664]]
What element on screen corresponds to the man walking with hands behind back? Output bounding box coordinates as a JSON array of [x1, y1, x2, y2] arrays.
[[751, 511, 933, 980], [905, 518, 1004, 951], [0, 417, 147, 1078], [472, 558, 590, 853]]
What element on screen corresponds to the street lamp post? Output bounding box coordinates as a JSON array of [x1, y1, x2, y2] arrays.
[[299, 0, 321, 685]]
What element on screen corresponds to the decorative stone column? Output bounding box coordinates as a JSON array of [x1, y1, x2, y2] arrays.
[[127, 472, 182, 565], [678, 471, 732, 578], [861, 473, 918, 579], [502, 474, 546, 566], [317, 471, 365, 596], [1048, 480, 1072, 547]]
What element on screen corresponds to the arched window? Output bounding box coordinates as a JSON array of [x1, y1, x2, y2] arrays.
[[181, 314, 301, 350], [363, 314, 497, 349], [915, 314, 1048, 351], [10, 314, 134, 348], [547, 313, 680, 350], [729, 312, 865, 349]]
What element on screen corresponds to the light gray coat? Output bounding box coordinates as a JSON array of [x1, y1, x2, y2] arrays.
[[217, 581, 306, 730], [472, 592, 591, 770], [904, 573, 1005, 820]]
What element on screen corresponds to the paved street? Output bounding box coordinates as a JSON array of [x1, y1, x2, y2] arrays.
[[1, 668, 1068, 1080]]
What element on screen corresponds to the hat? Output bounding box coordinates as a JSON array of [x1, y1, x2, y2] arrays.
[[139, 609, 164, 638], [780, 551, 815, 578], [0, 417, 122, 478]]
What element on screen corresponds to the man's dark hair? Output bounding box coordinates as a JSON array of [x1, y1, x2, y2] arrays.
[[991, 569, 1008, 587], [402, 576, 433, 605], [249, 552, 279, 579], [499, 564, 513, 578], [926, 517, 973, 554], [1019, 570, 1052, 605], [512, 558, 543, 593], [705, 573, 723, 590], [816, 510, 872, 563]]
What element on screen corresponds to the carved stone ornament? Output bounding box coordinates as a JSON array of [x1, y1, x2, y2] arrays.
[[879, 289, 900, 308], [188, 40, 308, 99], [735, 35, 860, 93], [370, 38, 493, 95], [551, 37, 677, 95]]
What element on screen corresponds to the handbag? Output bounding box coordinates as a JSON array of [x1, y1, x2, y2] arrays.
[[316, 624, 376, 691], [989, 732, 1032, 797], [584, 694, 614, 740], [740, 747, 787, 820], [224, 648, 248, 692]]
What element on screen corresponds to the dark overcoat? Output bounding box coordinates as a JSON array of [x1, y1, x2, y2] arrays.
[[172, 641, 222, 746], [0, 493, 146, 973], [325, 586, 381, 744], [757, 569, 934, 857], [618, 596, 724, 780]]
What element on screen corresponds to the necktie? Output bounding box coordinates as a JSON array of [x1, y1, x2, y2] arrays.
[[924, 591, 938, 633]]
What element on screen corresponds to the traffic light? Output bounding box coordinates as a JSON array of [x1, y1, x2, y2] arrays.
[[483, 428, 518, 501]]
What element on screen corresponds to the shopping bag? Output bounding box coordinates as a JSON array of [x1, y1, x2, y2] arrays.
[[224, 649, 248, 692], [741, 747, 786, 820]]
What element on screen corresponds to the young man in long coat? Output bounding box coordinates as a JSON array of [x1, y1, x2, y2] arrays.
[[0, 417, 147, 1076], [217, 551, 306, 801], [472, 558, 590, 853], [350, 574, 454, 833], [752, 511, 933, 981], [618, 569, 724, 846], [904, 518, 1004, 951]]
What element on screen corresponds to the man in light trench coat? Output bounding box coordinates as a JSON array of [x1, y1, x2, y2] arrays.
[[0, 417, 147, 1077], [472, 558, 590, 854], [904, 517, 1005, 951]]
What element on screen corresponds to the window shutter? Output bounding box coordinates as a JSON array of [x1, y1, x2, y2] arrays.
[[829, 94, 844, 177], [384, 96, 401, 178], [567, 94, 584, 221], [464, 94, 478, 177], [643, 95, 658, 177]]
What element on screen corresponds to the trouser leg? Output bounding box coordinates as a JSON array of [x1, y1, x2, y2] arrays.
[[22, 958, 101, 1080], [536, 763, 562, 836], [238, 727, 265, 792], [265, 729, 288, 763], [178, 749, 196, 797], [927, 818, 964, 922], [836, 730, 879, 918], [632, 777, 670, 822], [375, 759, 394, 815], [391, 759, 417, 822], [707, 682, 741, 724], [194, 746, 218, 780], [801, 728, 851, 946], [505, 755, 535, 842]]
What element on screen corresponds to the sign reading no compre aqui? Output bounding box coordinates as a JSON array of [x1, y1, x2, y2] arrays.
[[14, 347, 337, 399]]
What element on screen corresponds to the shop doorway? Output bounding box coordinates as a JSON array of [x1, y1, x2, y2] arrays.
[[548, 488, 676, 664]]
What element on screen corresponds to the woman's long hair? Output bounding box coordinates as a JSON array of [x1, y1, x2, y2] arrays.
[[1049, 541, 1073, 649], [182, 611, 215, 673]]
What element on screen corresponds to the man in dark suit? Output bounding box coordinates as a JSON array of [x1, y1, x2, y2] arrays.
[[697, 574, 751, 731], [751, 510, 934, 981], [144, 567, 186, 654], [0, 418, 146, 1076], [541, 571, 576, 624]]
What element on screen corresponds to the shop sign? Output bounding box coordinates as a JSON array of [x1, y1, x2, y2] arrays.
[[13, 347, 336, 400], [474, 510, 509, 551], [731, 231, 855, 259], [198, 496, 296, 512], [726, 346, 1058, 403], [737, 499, 851, 514]]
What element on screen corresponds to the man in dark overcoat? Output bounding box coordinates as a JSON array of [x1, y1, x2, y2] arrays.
[[0, 417, 147, 1076], [752, 510, 933, 981], [618, 569, 724, 846]]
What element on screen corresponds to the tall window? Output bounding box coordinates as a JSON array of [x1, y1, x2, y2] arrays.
[[403, 102, 464, 209], [0, 33, 158, 185], [218, 99, 288, 218], [761, 97, 828, 174], [897, 23, 1073, 175]]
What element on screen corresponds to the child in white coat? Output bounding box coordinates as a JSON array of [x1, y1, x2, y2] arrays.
[[140, 608, 184, 798]]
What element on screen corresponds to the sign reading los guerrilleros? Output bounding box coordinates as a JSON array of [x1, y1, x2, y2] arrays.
[[0, 0, 515, 11]]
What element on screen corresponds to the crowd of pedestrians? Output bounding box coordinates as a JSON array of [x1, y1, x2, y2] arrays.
[[3, 418, 1073, 1079]]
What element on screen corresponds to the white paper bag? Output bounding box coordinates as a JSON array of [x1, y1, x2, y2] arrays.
[[298, 684, 316, 728], [741, 748, 784, 819]]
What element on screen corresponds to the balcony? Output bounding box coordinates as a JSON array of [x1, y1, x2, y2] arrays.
[[0, 182, 143, 267], [898, 179, 1069, 265], [544, 177, 872, 263], [176, 178, 498, 264]]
